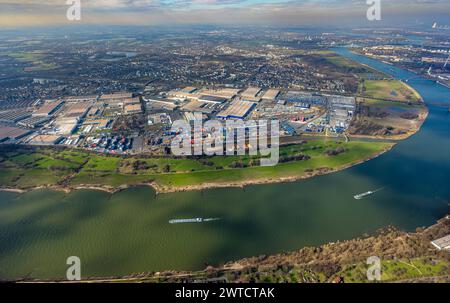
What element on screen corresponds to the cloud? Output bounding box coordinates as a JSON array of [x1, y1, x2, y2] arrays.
[[0, 0, 161, 9], [0, 0, 449, 26], [1, 0, 449, 10]]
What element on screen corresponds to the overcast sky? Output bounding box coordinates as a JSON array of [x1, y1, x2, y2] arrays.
[[1, 0, 449, 27]]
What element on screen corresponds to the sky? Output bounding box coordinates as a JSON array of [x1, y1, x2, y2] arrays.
[[0, 0, 449, 27]]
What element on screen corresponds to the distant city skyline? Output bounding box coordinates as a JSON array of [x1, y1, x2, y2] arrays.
[[0, 0, 449, 27]]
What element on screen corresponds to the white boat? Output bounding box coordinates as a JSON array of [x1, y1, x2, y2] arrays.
[[354, 188, 383, 200], [354, 191, 374, 200], [169, 218, 203, 224], [169, 218, 220, 224]]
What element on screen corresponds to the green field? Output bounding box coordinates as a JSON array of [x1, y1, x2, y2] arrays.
[[5, 51, 58, 71], [336, 257, 449, 283], [360, 80, 421, 102], [324, 54, 364, 69], [0, 140, 394, 191], [219, 256, 449, 283], [359, 97, 427, 113]]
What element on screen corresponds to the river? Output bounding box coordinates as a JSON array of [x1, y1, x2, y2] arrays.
[[0, 48, 449, 280]]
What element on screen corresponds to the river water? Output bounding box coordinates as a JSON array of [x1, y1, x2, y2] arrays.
[[0, 49, 449, 279]]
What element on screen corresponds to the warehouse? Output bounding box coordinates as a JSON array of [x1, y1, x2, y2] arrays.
[[100, 92, 133, 101], [168, 87, 199, 101], [181, 86, 198, 94], [217, 100, 256, 120], [201, 88, 240, 99], [197, 95, 228, 104], [83, 119, 112, 130], [145, 96, 179, 111], [328, 95, 356, 110], [29, 134, 64, 146], [184, 112, 204, 122], [182, 100, 217, 114], [65, 95, 98, 103], [86, 106, 102, 118], [123, 97, 141, 106], [241, 87, 262, 101], [18, 116, 51, 128], [53, 118, 79, 135], [285, 91, 327, 105], [100, 93, 134, 110], [0, 125, 33, 143], [261, 89, 280, 101], [124, 104, 142, 115], [33, 100, 64, 117], [62, 101, 93, 119], [0, 109, 32, 123]]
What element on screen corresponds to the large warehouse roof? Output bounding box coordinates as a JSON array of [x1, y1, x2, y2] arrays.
[[217, 100, 256, 120]]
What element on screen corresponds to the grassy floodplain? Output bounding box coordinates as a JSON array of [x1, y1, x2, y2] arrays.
[[359, 80, 422, 102], [0, 140, 394, 193]]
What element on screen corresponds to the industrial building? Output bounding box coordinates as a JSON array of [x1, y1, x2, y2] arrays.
[[217, 100, 256, 120], [18, 116, 51, 128], [0, 125, 33, 143], [281, 121, 296, 135], [53, 117, 79, 135], [241, 87, 262, 102], [261, 89, 280, 101], [197, 95, 228, 104], [182, 100, 217, 114], [65, 95, 98, 103], [29, 134, 64, 146], [201, 88, 240, 99], [83, 119, 112, 130], [100, 92, 133, 101], [184, 112, 204, 122], [100, 93, 135, 113], [328, 95, 356, 110], [180, 86, 198, 94], [32, 100, 64, 117], [294, 103, 311, 109], [167, 87, 199, 101], [123, 97, 141, 106], [145, 96, 178, 111], [148, 113, 172, 126], [86, 105, 103, 118], [62, 101, 92, 120], [0, 109, 32, 123], [124, 104, 142, 115], [327, 95, 356, 128], [285, 91, 327, 105]]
